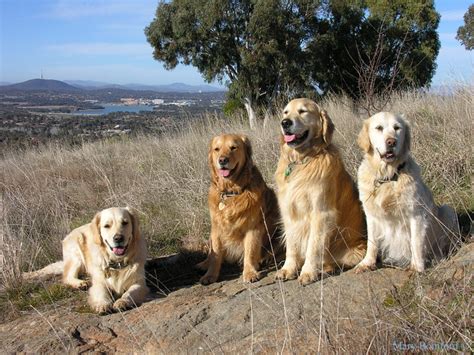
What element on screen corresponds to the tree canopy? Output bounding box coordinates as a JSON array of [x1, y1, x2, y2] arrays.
[[457, 4, 473, 50], [145, 0, 440, 119]]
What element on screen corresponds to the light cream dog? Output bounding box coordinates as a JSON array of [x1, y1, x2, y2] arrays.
[[62, 207, 148, 313], [275, 98, 366, 285], [354, 112, 458, 273]]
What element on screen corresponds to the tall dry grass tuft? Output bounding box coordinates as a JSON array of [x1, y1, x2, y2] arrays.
[[0, 90, 472, 290]]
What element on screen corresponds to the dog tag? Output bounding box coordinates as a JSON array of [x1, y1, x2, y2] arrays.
[[219, 202, 226, 210]]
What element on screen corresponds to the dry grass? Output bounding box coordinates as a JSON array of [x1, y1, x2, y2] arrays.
[[0, 90, 472, 352], [0, 89, 472, 290]]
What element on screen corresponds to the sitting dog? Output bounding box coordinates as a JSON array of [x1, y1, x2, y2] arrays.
[[196, 134, 280, 284], [62, 207, 149, 313], [275, 98, 366, 285], [354, 112, 458, 273]]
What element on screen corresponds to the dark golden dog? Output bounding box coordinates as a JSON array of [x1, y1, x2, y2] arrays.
[[196, 134, 279, 284]]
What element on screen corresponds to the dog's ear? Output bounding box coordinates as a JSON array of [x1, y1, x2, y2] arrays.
[[320, 110, 334, 145], [126, 207, 140, 245], [357, 119, 372, 153], [91, 211, 102, 245], [208, 136, 217, 171], [240, 135, 253, 161]]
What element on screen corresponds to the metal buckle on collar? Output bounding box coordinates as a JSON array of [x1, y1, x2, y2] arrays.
[[374, 162, 406, 188]]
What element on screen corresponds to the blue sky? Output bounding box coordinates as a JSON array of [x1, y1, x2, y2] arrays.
[[0, 0, 472, 86]]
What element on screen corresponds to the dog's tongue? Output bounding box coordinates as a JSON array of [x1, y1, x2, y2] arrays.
[[284, 134, 297, 143], [112, 247, 125, 256], [219, 169, 230, 177]]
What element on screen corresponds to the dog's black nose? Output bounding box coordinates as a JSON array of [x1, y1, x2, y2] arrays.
[[386, 138, 397, 147], [219, 157, 229, 165], [113, 234, 124, 243], [281, 119, 293, 129]]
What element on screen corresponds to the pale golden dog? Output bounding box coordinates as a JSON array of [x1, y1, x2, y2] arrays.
[[196, 134, 280, 284], [275, 98, 366, 285], [354, 112, 458, 273], [62, 207, 148, 313]]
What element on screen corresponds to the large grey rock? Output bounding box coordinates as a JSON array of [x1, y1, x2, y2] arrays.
[[1, 243, 472, 353]]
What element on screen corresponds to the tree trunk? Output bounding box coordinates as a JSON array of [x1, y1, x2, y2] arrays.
[[243, 97, 257, 130]]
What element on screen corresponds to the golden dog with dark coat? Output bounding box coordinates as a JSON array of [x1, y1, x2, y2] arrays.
[[197, 134, 279, 284]]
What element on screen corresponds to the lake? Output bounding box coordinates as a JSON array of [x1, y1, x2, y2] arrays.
[[73, 104, 155, 115]]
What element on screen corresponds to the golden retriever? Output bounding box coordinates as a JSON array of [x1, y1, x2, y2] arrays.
[[274, 98, 366, 285], [354, 112, 458, 273], [196, 134, 280, 284], [62, 207, 149, 313]]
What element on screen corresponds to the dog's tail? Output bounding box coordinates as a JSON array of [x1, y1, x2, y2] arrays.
[[437, 204, 461, 254], [22, 261, 64, 281]]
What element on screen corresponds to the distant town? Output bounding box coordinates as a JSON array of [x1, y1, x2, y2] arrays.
[[0, 79, 226, 150]]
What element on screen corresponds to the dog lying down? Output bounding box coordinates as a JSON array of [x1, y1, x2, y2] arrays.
[[25, 207, 149, 313], [355, 112, 459, 273]]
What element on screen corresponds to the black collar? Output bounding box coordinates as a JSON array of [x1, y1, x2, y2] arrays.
[[218, 190, 241, 210], [104, 259, 128, 278], [374, 162, 406, 188], [220, 191, 241, 201]]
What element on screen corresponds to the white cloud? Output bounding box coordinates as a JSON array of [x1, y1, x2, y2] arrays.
[[440, 10, 465, 21], [43, 63, 209, 86], [47, 0, 156, 19], [47, 42, 152, 56], [100, 23, 146, 33]]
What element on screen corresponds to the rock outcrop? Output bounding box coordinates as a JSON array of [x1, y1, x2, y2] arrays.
[[1, 243, 472, 353]]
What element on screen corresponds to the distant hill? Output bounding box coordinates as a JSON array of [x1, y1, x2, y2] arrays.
[[64, 80, 125, 90], [66, 80, 225, 93], [1, 78, 226, 93], [2, 79, 82, 92]]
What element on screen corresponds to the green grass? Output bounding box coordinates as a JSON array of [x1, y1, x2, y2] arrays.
[[0, 281, 80, 321], [381, 268, 472, 347]]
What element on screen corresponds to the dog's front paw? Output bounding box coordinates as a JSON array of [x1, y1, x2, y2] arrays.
[[275, 268, 297, 281], [200, 273, 218, 285], [354, 262, 376, 274], [298, 271, 318, 286], [65, 278, 90, 290], [195, 260, 208, 271], [71, 280, 90, 289], [408, 263, 425, 273], [93, 302, 113, 314], [242, 269, 260, 283], [77, 280, 90, 290], [113, 298, 132, 311]]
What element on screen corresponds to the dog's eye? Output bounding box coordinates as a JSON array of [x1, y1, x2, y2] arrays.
[[230, 146, 237, 151], [122, 220, 128, 226], [283, 110, 288, 115], [394, 126, 401, 131], [104, 224, 111, 229], [375, 125, 383, 131], [298, 109, 307, 114], [214, 147, 219, 152]]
